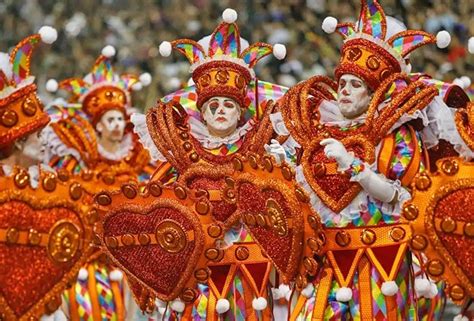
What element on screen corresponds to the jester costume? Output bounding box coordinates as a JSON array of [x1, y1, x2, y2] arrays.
[[0, 28, 94, 321], [43, 48, 154, 321], [268, 1, 466, 319], [128, 9, 289, 320]]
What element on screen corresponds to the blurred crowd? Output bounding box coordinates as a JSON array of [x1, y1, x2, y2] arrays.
[[0, 0, 473, 110]]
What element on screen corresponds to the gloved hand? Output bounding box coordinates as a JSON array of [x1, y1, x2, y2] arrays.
[[264, 139, 286, 164], [320, 138, 354, 171]]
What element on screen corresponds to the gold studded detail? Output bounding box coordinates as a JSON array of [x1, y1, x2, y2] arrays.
[[96, 193, 112, 206], [149, 183, 162, 197], [360, 229, 376, 245], [427, 260, 444, 276], [402, 203, 419, 220], [105, 237, 118, 248], [174, 186, 187, 199], [312, 163, 326, 177], [121, 234, 135, 246], [410, 234, 428, 251], [281, 165, 293, 181], [194, 269, 209, 282], [307, 215, 320, 230], [233, 157, 243, 171], [307, 237, 320, 252], [295, 187, 309, 203], [189, 152, 199, 162], [14, 171, 29, 189], [69, 183, 83, 200], [6, 228, 19, 244], [138, 234, 151, 245], [335, 231, 351, 247], [195, 201, 209, 215], [263, 157, 273, 172], [43, 175, 57, 192], [205, 248, 220, 260], [22, 97, 37, 116], [390, 226, 406, 242], [181, 288, 197, 303], [415, 174, 431, 191], [464, 222, 474, 237], [1, 110, 18, 127], [249, 155, 258, 169], [235, 246, 250, 261], [57, 170, 70, 182], [28, 229, 41, 245], [440, 217, 456, 233], [207, 225, 222, 238], [449, 284, 465, 301], [122, 184, 137, 199], [303, 257, 318, 275], [441, 159, 459, 176]]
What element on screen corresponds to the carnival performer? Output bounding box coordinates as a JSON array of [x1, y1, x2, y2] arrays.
[[44, 45, 154, 183], [42, 46, 155, 321], [130, 8, 288, 321], [0, 26, 91, 321], [264, 0, 460, 319]]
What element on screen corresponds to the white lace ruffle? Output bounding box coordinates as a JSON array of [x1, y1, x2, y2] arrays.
[[295, 164, 410, 227], [41, 125, 84, 166], [188, 117, 254, 150], [97, 133, 134, 161], [130, 113, 166, 162], [420, 96, 474, 160]]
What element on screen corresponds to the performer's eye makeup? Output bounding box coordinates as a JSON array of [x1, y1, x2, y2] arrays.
[[209, 101, 219, 109], [339, 80, 346, 88], [351, 80, 362, 88], [224, 101, 234, 108]]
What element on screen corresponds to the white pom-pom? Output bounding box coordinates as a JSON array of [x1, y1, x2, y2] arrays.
[[468, 37, 474, 54], [460, 76, 471, 89], [301, 283, 314, 298], [424, 282, 439, 299], [132, 82, 143, 91], [335, 287, 352, 302], [271, 287, 283, 300], [159, 41, 172, 57], [109, 269, 123, 281], [101, 45, 116, 58], [38, 26, 58, 44], [322, 17, 338, 34], [139, 72, 152, 86], [279, 284, 291, 301], [216, 298, 230, 314], [453, 314, 468, 321], [170, 299, 185, 313], [453, 78, 464, 88], [252, 297, 267, 310], [273, 44, 287, 60], [222, 8, 238, 24], [436, 31, 451, 49], [415, 278, 430, 297], [381, 281, 399, 296], [77, 267, 88, 281], [46, 79, 58, 92]]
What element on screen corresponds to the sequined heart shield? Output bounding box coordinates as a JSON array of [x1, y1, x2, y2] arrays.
[[231, 153, 325, 286], [0, 169, 94, 321], [403, 158, 474, 304]]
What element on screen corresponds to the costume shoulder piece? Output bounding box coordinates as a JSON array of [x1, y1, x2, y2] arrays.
[[0, 168, 94, 320]]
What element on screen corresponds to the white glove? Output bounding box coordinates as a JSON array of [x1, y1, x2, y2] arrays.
[[320, 138, 354, 170], [320, 138, 397, 203], [264, 139, 286, 164]]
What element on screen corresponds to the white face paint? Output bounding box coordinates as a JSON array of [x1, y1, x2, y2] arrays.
[[201, 97, 241, 138], [337, 74, 372, 119], [20, 130, 45, 162], [96, 109, 126, 143]]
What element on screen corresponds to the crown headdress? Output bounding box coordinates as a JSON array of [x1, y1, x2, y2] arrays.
[[159, 8, 286, 109], [0, 26, 57, 147], [322, 0, 451, 90]]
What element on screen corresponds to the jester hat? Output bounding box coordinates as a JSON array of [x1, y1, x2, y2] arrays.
[[0, 26, 57, 147], [159, 8, 286, 109], [322, 0, 451, 91]]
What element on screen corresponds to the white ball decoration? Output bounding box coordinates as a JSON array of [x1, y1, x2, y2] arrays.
[[335, 287, 352, 302], [414, 278, 430, 297], [468, 37, 474, 54], [77, 267, 88, 281], [38, 26, 58, 44], [101, 45, 116, 58], [139, 72, 152, 86], [216, 298, 230, 314], [222, 8, 238, 24], [460, 76, 471, 89], [381, 281, 399, 296], [170, 299, 185, 313], [159, 41, 172, 57], [322, 17, 338, 34], [109, 269, 123, 281], [273, 44, 287, 60], [46, 79, 59, 92], [436, 31, 451, 49], [252, 297, 267, 310], [301, 283, 314, 298]]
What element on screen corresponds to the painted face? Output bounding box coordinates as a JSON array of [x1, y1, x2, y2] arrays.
[[337, 74, 372, 119], [20, 129, 46, 162], [201, 97, 241, 138], [96, 109, 126, 142]]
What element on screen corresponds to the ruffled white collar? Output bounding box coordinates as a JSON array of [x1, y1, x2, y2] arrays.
[[97, 133, 133, 161], [188, 117, 255, 149]]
